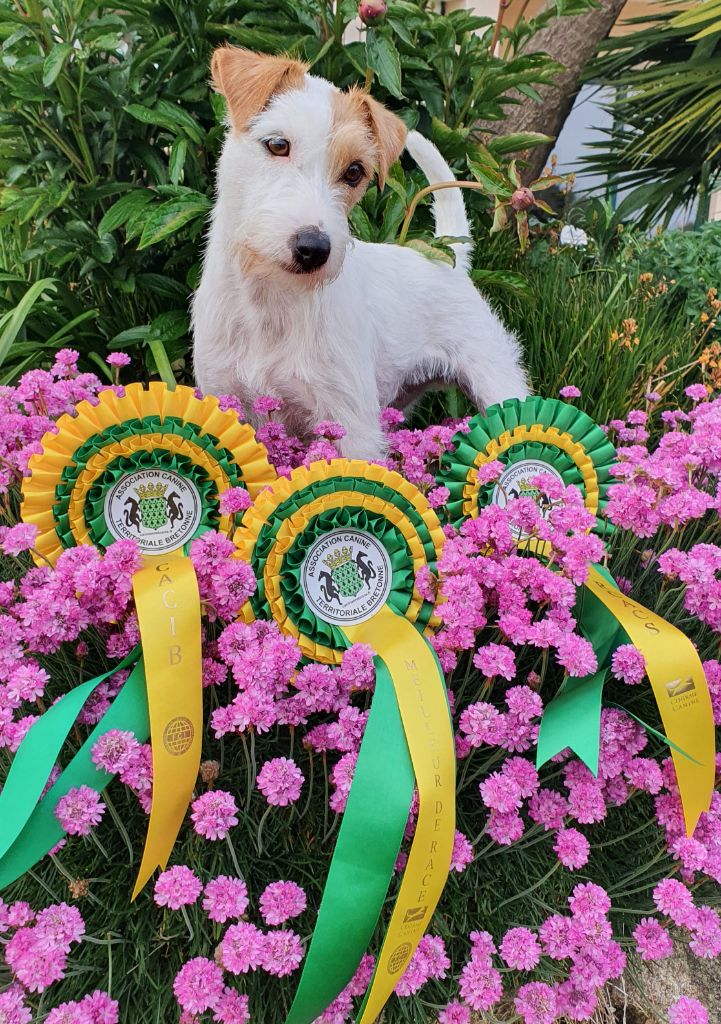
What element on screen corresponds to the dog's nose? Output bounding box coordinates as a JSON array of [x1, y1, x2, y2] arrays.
[[292, 228, 331, 272]]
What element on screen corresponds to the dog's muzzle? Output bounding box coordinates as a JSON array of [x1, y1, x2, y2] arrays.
[[291, 227, 331, 273]]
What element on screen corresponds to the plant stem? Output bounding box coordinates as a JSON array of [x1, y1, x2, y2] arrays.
[[398, 181, 489, 246]]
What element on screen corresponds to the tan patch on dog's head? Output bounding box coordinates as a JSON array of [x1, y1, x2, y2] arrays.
[[211, 47, 308, 132], [330, 88, 407, 200]]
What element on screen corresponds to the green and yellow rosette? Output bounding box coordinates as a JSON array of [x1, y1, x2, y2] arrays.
[[234, 460, 455, 1024], [437, 395, 715, 836], [0, 382, 275, 898]]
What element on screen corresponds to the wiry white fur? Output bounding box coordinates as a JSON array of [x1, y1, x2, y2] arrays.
[[192, 72, 529, 459]]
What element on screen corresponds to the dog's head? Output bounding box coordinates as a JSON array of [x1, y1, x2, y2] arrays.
[[210, 47, 407, 285]]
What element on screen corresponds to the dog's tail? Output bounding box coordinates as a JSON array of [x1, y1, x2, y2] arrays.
[[405, 130, 472, 273]]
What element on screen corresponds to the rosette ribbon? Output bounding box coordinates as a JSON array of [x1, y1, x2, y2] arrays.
[[437, 395, 715, 836], [0, 383, 275, 896], [234, 460, 455, 1024]]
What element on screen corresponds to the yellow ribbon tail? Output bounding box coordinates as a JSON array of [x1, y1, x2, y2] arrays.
[[585, 565, 715, 835], [131, 553, 203, 900], [343, 605, 456, 1024]]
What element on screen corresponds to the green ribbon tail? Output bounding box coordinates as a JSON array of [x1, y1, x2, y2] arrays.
[[536, 669, 608, 774], [0, 646, 141, 861], [0, 659, 150, 890], [537, 564, 622, 774], [285, 656, 414, 1024]]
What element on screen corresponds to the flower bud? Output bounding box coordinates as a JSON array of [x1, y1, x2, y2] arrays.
[[359, 0, 387, 25], [510, 187, 534, 212]]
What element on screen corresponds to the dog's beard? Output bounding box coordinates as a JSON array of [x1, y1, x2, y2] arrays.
[[233, 239, 346, 289]]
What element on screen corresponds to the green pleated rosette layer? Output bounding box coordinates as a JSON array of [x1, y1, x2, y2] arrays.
[[22, 382, 276, 563], [234, 459, 445, 665], [436, 395, 617, 536]]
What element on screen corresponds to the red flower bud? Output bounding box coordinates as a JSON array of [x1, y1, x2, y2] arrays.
[[510, 187, 535, 212], [359, 0, 387, 25]]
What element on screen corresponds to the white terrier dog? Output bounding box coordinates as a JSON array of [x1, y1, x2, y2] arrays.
[[192, 48, 529, 459]]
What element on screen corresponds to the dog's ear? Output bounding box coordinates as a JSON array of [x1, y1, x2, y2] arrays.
[[210, 47, 308, 131], [358, 94, 407, 189]]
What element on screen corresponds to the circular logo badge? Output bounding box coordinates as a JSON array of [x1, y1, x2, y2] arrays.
[[387, 943, 412, 975], [163, 716, 195, 756], [301, 529, 392, 626], [491, 459, 564, 537], [104, 470, 202, 554]]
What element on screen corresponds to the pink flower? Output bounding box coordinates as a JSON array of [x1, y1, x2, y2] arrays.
[[191, 790, 239, 840], [1, 523, 38, 556], [428, 485, 450, 509], [253, 395, 282, 416], [500, 927, 541, 970], [514, 981, 557, 1024], [105, 352, 131, 367], [0, 986, 32, 1024], [559, 386, 581, 399], [257, 757, 304, 806], [173, 957, 224, 1014], [259, 881, 307, 925], [473, 642, 516, 680], [450, 830, 474, 872], [55, 785, 105, 836], [669, 996, 708, 1024], [202, 876, 249, 923], [554, 828, 590, 869], [91, 730, 140, 774], [611, 644, 646, 684], [438, 1002, 471, 1024], [45, 1002, 93, 1024], [213, 988, 250, 1024], [685, 384, 708, 402], [260, 928, 304, 977], [652, 878, 696, 926], [219, 487, 252, 515], [153, 866, 202, 910], [221, 922, 266, 974], [633, 918, 673, 961], [80, 991, 119, 1024]]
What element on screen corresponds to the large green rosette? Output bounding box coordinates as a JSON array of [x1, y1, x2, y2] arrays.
[[236, 458, 443, 665], [437, 395, 616, 537], [0, 383, 276, 894], [234, 459, 451, 1024]]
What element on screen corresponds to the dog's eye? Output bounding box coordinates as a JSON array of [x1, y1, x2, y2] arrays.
[[264, 138, 290, 157], [342, 162, 365, 186]]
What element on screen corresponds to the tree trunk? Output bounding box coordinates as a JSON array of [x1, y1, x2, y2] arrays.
[[490, 0, 628, 181]]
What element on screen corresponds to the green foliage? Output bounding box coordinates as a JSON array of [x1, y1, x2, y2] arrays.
[[583, 0, 721, 227], [0, 0, 582, 381]]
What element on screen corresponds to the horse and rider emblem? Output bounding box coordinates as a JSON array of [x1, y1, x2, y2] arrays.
[[104, 470, 202, 554], [302, 530, 392, 626]]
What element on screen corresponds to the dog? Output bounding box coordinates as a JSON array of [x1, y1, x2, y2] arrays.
[[192, 47, 530, 459]]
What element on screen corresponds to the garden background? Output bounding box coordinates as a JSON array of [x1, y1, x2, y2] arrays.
[[1, 1, 721, 1023]]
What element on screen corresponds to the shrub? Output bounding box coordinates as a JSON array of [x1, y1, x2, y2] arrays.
[[0, 0, 578, 382]]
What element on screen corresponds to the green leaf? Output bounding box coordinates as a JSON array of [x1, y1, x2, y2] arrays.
[[147, 337, 177, 390], [467, 160, 512, 196], [0, 278, 56, 368], [471, 268, 532, 298], [98, 190, 154, 235], [168, 138, 187, 185], [487, 132, 554, 156], [404, 239, 455, 266], [430, 118, 471, 162], [42, 43, 73, 87], [137, 197, 210, 250], [366, 28, 403, 99]]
